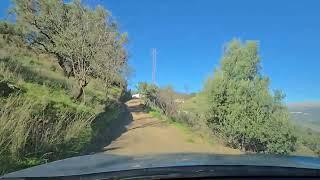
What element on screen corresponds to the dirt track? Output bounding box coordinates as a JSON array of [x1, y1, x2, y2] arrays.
[[103, 99, 241, 155]]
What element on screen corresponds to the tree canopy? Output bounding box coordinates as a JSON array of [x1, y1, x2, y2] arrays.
[[11, 0, 128, 100]]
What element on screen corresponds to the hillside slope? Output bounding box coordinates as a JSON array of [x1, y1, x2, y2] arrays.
[[288, 102, 320, 132], [0, 51, 127, 174]]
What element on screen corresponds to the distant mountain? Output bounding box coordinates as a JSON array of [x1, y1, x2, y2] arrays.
[[288, 102, 320, 132]]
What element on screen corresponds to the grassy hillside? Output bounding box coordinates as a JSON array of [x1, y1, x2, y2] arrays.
[[286, 102, 320, 157], [0, 0, 128, 175], [0, 48, 127, 174]]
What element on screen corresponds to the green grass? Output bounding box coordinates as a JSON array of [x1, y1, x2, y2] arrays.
[[167, 119, 193, 134], [186, 138, 195, 143], [149, 109, 162, 119], [149, 108, 189, 131], [148, 105, 228, 147], [149, 109, 205, 143], [20, 82, 94, 113], [0, 92, 95, 173]]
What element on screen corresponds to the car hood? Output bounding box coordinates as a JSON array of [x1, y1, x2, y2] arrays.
[[3, 153, 320, 178]]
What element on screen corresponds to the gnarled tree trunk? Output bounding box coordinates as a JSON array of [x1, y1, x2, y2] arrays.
[[76, 86, 84, 101], [75, 79, 88, 102]]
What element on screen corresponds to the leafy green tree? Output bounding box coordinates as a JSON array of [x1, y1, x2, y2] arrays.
[[11, 0, 128, 101], [202, 39, 296, 154]]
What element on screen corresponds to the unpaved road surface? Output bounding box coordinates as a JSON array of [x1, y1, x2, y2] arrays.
[[103, 99, 241, 155]]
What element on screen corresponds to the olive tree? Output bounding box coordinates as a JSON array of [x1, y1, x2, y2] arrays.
[[12, 0, 128, 101]]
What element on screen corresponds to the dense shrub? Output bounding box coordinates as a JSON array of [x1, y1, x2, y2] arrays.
[[296, 127, 320, 156], [137, 83, 178, 117], [119, 89, 132, 102], [136, 82, 158, 106], [201, 40, 297, 154]]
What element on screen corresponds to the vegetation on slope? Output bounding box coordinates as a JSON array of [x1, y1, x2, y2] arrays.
[[0, 0, 130, 175], [288, 102, 320, 132]]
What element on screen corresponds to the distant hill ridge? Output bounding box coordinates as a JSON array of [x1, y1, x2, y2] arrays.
[[288, 102, 320, 108], [288, 102, 320, 132]]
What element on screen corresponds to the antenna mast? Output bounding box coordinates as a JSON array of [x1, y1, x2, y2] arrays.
[[152, 48, 157, 84]]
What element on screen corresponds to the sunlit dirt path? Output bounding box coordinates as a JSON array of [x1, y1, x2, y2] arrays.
[[103, 99, 241, 155]]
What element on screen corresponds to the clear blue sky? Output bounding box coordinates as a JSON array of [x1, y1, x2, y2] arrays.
[[1, 0, 320, 103]]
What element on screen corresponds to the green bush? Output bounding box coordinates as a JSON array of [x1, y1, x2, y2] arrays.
[[137, 83, 178, 117], [201, 40, 296, 154], [120, 89, 132, 102], [295, 127, 320, 156]]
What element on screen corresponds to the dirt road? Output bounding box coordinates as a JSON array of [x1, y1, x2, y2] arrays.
[[103, 99, 241, 155]]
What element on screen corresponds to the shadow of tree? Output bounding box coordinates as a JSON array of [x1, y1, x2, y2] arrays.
[[85, 103, 133, 154]]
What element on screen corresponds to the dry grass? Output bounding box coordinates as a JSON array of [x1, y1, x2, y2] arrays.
[[0, 96, 34, 157], [0, 60, 23, 83], [0, 96, 94, 174]]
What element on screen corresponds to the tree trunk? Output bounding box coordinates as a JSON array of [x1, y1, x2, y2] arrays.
[[56, 55, 74, 77], [75, 80, 88, 102], [57, 55, 69, 76], [75, 86, 85, 102]]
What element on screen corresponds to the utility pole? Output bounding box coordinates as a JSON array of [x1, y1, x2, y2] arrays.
[[152, 48, 157, 84]]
